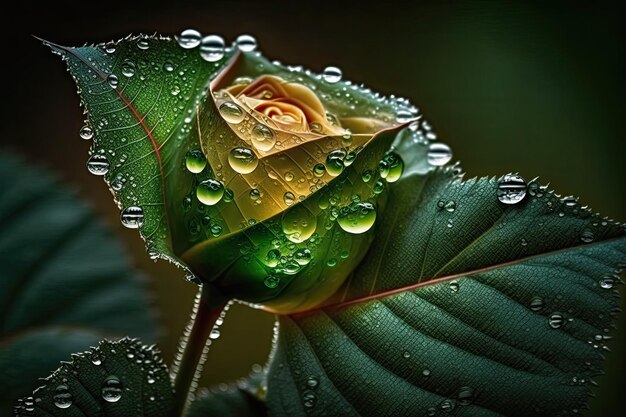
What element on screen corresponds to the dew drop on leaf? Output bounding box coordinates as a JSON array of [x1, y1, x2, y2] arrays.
[[53, 384, 72, 409], [137, 39, 150, 50], [120, 206, 144, 229], [326, 149, 347, 177], [580, 229, 594, 243], [497, 174, 527, 205], [282, 205, 317, 243], [294, 248, 312, 265], [599, 276, 615, 289], [101, 375, 123, 403], [549, 312, 565, 329], [449, 280, 460, 293], [283, 191, 295, 206], [79, 125, 93, 140], [228, 147, 258, 174], [395, 109, 414, 123], [86, 154, 110, 176], [200, 35, 225, 62], [197, 179, 225, 206], [337, 202, 376, 234], [302, 390, 317, 408], [177, 29, 202, 49], [219, 101, 245, 124], [185, 149, 206, 173], [121, 60, 136, 77], [457, 386, 475, 406], [251, 123, 276, 151], [322, 66, 342, 83], [107, 73, 119, 88], [427, 142, 452, 166], [209, 329, 221, 339], [529, 296, 544, 312], [264, 274, 280, 289], [236, 34, 258, 52], [306, 376, 319, 389]]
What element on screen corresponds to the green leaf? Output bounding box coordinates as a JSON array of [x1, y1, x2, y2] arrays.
[[0, 153, 156, 413], [187, 370, 267, 417], [13, 338, 173, 416], [266, 169, 625, 416]]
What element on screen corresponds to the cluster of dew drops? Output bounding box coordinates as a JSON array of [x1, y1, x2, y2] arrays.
[[79, 29, 456, 238]]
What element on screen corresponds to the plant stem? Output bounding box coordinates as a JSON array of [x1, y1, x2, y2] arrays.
[[172, 284, 225, 417]]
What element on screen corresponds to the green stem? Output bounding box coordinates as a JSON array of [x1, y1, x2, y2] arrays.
[[172, 284, 226, 417]]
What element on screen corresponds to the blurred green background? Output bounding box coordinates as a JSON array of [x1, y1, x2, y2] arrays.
[[1, 0, 623, 415]]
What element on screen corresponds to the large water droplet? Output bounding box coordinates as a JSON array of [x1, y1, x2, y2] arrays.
[[283, 192, 296, 206], [236, 34, 257, 52], [107, 74, 119, 88], [322, 66, 342, 83], [427, 143, 452, 166], [529, 296, 544, 312], [219, 101, 245, 124], [200, 35, 225, 62], [457, 386, 475, 406], [177, 29, 202, 49], [197, 179, 225, 205], [326, 149, 347, 177], [497, 174, 527, 205], [251, 123, 276, 151], [294, 248, 312, 265], [549, 312, 565, 329], [53, 384, 72, 409], [102, 376, 123, 402], [87, 154, 109, 175], [80, 125, 94, 140], [264, 274, 280, 288], [120, 206, 144, 229], [379, 152, 404, 183], [121, 60, 136, 77], [185, 149, 206, 173], [337, 202, 377, 234], [282, 205, 317, 243], [228, 147, 258, 174]]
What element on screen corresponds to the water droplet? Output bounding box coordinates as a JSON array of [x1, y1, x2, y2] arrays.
[[309, 121, 323, 133], [210, 223, 223, 237], [264, 274, 280, 288], [101, 376, 122, 403], [529, 296, 544, 312], [580, 229, 594, 243], [249, 188, 261, 201], [373, 179, 385, 195], [449, 281, 460, 293], [147, 376, 155, 384], [427, 143, 452, 166], [439, 399, 455, 413], [563, 196, 577, 207], [177, 29, 202, 49], [163, 62, 174, 72], [54, 384, 72, 409], [91, 355, 102, 365], [402, 350, 411, 359], [185, 149, 206, 173], [120, 206, 144, 229], [599, 276, 615, 289], [549, 312, 565, 329], [265, 249, 281, 267], [361, 169, 373, 183], [422, 369, 431, 377], [282, 205, 317, 243], [444, 200, 456, 212], [282, 260, 301, 275], [86, 154, 109, 175], [104, 42, 116, 54], [79, 125, 93, 140], [396, 110, 414, 123], [228, 147, 258, 173], [248, 124, 275, 152], [322, 66, 342, 83], [313, 163, 326, 177], [379, 152, 404, 183], [326, 149, 347, 177], [457, 386, 475, 406], [302, 390, 316, 408], [107, 74, 119, 88], [197, 179, 225, 205], [283, 192, 296, 206], [497, 174, 527, 205], [337, 202, 377, 234], [137, 39, 149, 50], [236, 34, 257, 52], [219, 101, 245, 124], [209, 329, 221, 339], [427, 407, 436, 416], [327, 258, 337, 267], [200, 35, 225, 62], [121, 60, 136, 77], [294, 248, 312, 265], [306, 376, 319, 389]]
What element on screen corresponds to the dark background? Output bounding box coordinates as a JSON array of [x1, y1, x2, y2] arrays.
[[1, 1, 624, 415]]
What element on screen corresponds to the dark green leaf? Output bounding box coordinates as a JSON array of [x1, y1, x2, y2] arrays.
[[13, 338, 173, 416], [0, 154, 156, 413], [266, 169, 625, 416]]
